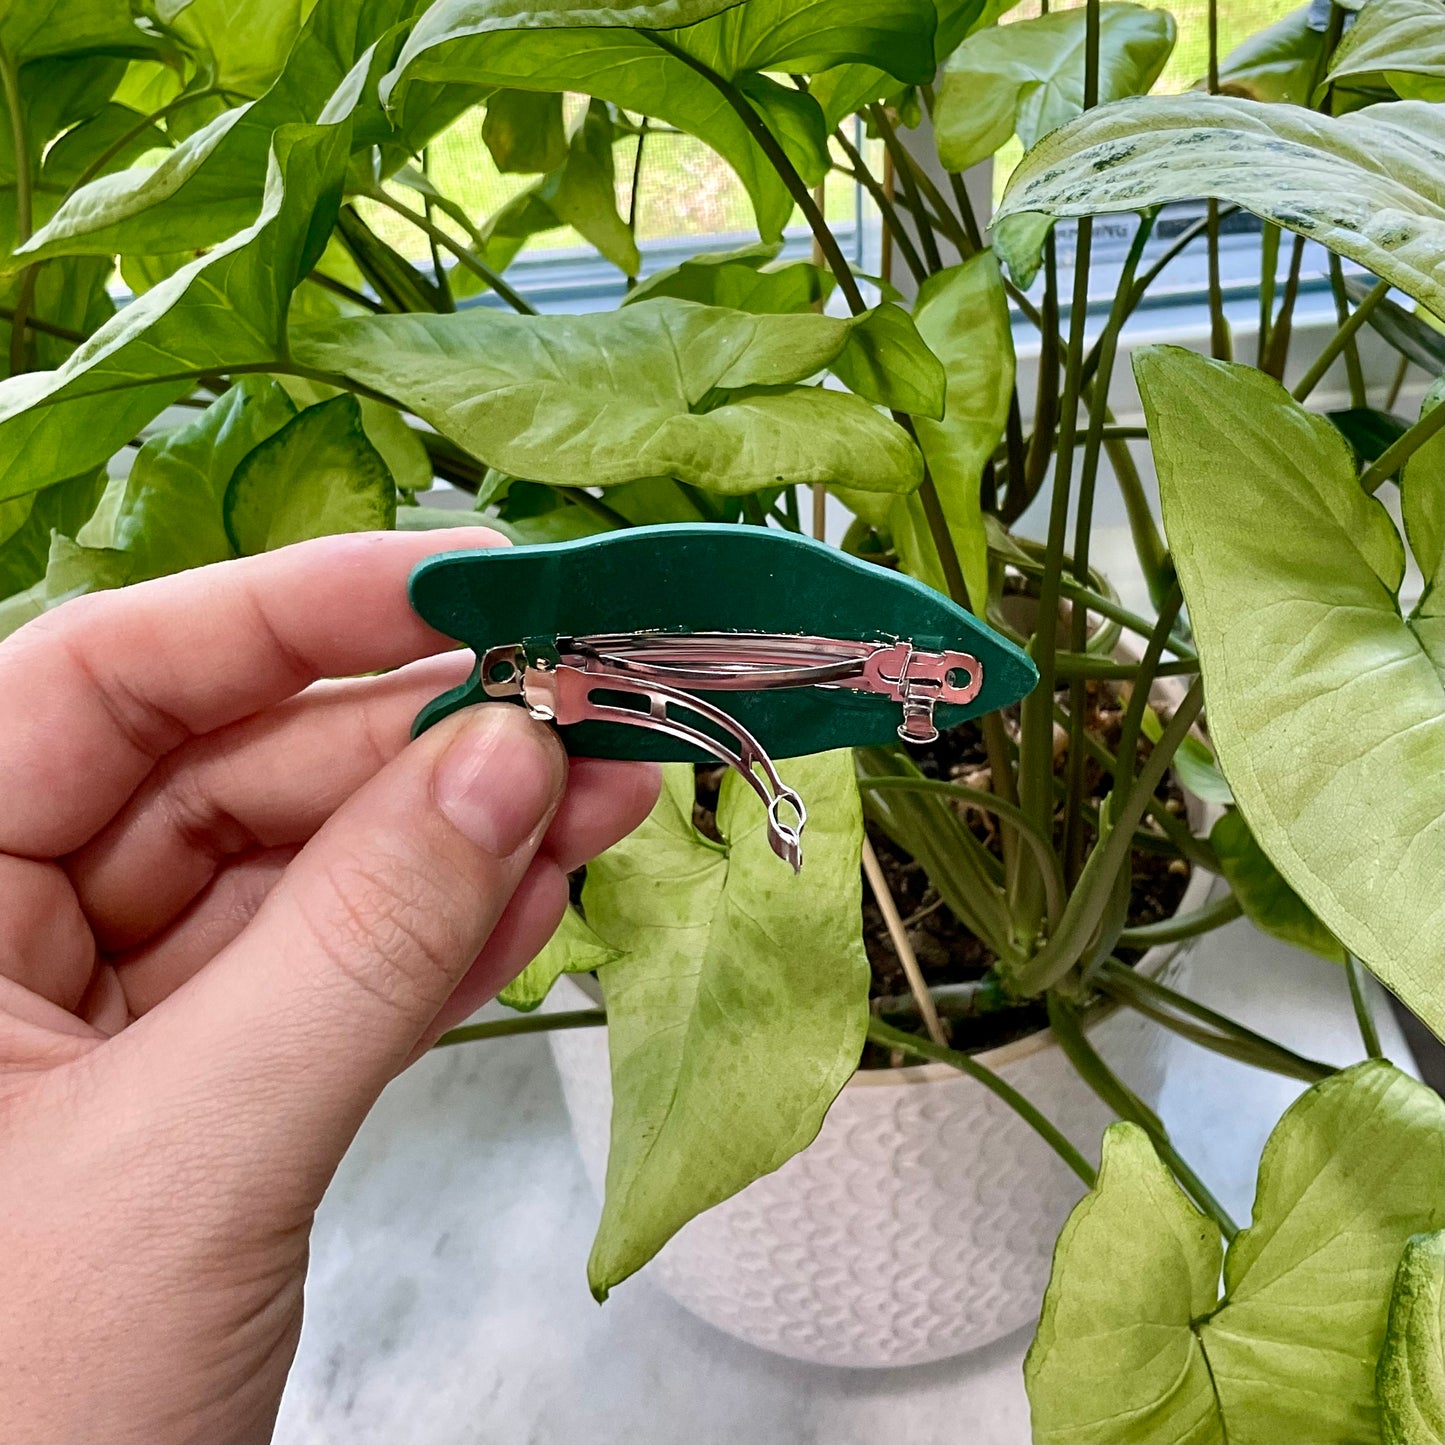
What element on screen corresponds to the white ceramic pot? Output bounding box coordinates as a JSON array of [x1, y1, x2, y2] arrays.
[[547, 828, 1213, 1369]]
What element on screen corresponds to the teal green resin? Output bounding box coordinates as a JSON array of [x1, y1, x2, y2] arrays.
[[409, 524, 1037, 761]]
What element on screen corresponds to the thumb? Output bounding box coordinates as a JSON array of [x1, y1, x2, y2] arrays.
[[124, 703, 565, 1182]]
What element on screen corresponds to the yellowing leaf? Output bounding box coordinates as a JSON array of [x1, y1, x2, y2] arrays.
[[582, 753, 869, 1297], [1136, 346, 1444, 1036]]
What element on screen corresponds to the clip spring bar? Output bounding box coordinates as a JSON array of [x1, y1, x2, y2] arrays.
[[480, 631, 982, 871]]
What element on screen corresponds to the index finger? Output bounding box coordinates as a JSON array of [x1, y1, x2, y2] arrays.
[[0, 528, 506, 857]]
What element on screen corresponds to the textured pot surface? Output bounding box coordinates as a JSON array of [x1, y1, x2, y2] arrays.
[[547, 889, 1205, 1369]]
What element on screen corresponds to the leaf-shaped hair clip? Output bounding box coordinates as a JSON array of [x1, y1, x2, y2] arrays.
[[410, 524, 1038, 870]]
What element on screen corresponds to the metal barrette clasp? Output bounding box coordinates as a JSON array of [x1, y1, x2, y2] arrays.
[[478, 631, 982, 872]]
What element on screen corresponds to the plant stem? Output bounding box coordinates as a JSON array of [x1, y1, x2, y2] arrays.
[[867, 1017, 1097, 1187], [1116, 893, 1241, 946], [1001, 392, 1028, 515], [647, 32, 867, 315], [1057, 701, 1218, 873], [1292, 277, 1388, 403], [306, 269, 385, 313], [70, 85, 224, 192], [868, 105, 943, 273], [0, 305, 87, 344], [870, 106, 973, 261], [1051, 651, 1198, 680], [1256, 223, 1280, 367], [1345, 956, 1384, 1059], [1263, 233, 1305, 381], [1016, 677, 1205, 994], [1047, 993, 1239, 1239], [1064, 213, 1156, 878], [832, 127, 928, 285], [366, 187, 537, 315], [862, 838, 949, 1046], [1097, 958, 1332, 1077], [857, 776, 1065, 927], [1360, 401, 1445, 491], [1204, 0, 1230, 360], [918, 79, 984, 253], [1385, 353, 1410, 411], [627, 118, 648, 236], [1113, 578, 1184, 795], [1022, 238, 1062, 503], [1107, 205, 1240, 349], [856, 748, 1018, 962], [421, 149, 455, 313], [1018, 216, 1092, 912], [434, 1008, 607, 1048], [1096, 964, 1335, 1083], [997, 552, 1196, 660], [1327, 254, 1368, 407]]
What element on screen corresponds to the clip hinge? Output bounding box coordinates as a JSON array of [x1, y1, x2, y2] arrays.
[[478, 631, 983, 870]]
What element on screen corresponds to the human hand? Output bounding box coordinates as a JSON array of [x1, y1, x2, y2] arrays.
[[0, 530, 659, 1445]]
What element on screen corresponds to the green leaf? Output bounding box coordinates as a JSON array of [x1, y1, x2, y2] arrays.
[[1200, 1062, 1445, 1444], [1, 254, 115, 378], [829, 302, 946, 419], [481, 87, 566, 172], [223, 393, 395, 554], [1025, 1122, 1225, 1445], [623, 241, 833, 313], [1140, 702, 1235, 804], [478, 98, 640, 275], [384, 0, 934, 241], [39, 102, 167, 188], [1348, 276, 1445, 370], [157, 0, 317, 98], [0, 470, 107, 599], [395, 503, 491, 530], [1377, 1231, 1445, 1445], [1135, 346, 1444, 1036], [17, 0, 436, 262], [669, 0, 935, 79], [893, 252, 1015, 611], [1330, 405, 1411, 467], [97, 377, 298, 581], [398, 0, 746, 47], [292, 300, 924, 496], [0, 96, 355, 504], [995, 97, 1445, 314], [1402, 385, 1444, 681], [808, 62, 905, 132], [1324, 0, 1445, 103], [0, 0, 151, 64], [854, 744, 1016, 959], [1212, 4, 1326, 105], [275, 374, 433, 496], [583, 752, 870, 1298], [802, 0, 1006, 126], [1027, 1062, 1445, 1445], [734, 70, 830, 188], [1210, 808, 1346, 963], [936, 3, 1176, 174], [499, 905, 618, 1011], [385, 26, 789, 238]]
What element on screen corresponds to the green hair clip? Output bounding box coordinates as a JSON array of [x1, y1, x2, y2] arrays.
[[410, 524, 1037, 870]]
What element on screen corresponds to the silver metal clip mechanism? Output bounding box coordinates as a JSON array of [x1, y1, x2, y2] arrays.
[[478, 632, 982, 872]]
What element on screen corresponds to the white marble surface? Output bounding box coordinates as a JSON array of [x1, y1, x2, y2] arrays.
[[275, 923, 1413, 1445]]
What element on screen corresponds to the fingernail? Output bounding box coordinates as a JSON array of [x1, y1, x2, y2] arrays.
[[433, 707, 564, 856]]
